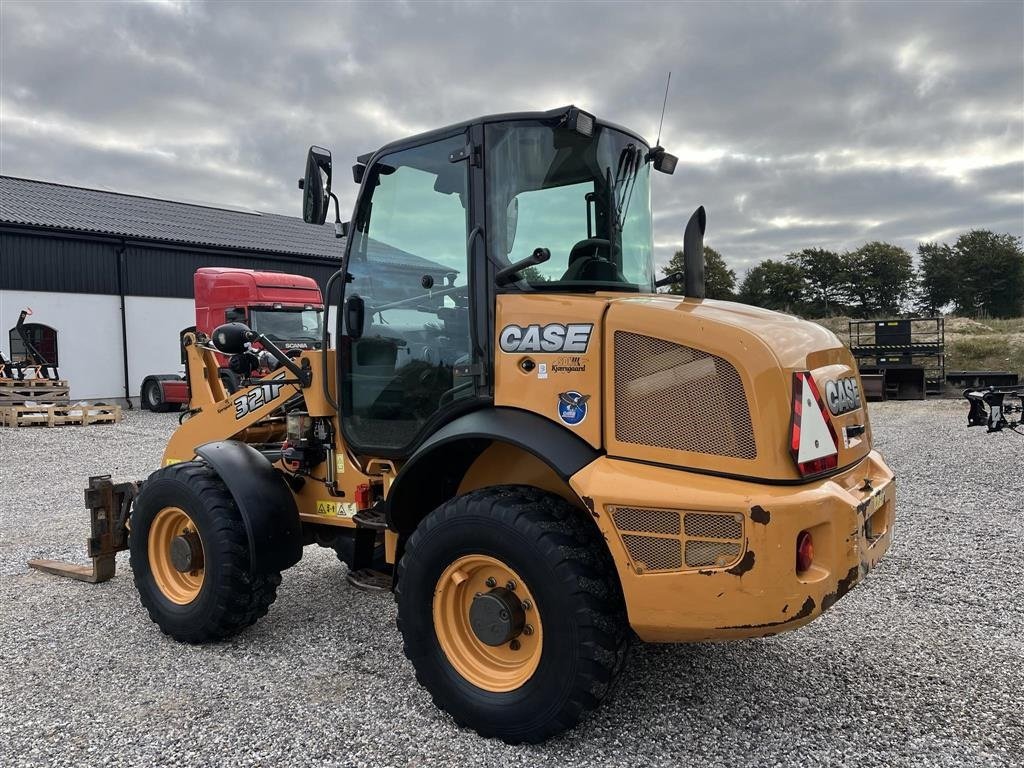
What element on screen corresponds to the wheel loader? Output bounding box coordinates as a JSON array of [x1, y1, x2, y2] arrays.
[[34, 106, 895, 743]]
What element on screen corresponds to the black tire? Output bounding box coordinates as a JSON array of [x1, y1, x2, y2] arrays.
[[129, 461, 281, 643], [141, 378, 174, 413], [396, 485, 629, 743], [218, 368, 240, 394]]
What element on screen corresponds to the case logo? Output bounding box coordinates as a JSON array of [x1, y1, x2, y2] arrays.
[[499, 323, 593, 354], [825, 377, 861, 415]]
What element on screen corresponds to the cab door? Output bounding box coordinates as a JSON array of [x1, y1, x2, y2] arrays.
[[339, 132, 478, 456]]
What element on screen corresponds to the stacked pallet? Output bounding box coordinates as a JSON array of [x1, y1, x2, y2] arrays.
[[0, 378, 70, 406], [0, 377, 122, 427], [0, 402, 122, 428]]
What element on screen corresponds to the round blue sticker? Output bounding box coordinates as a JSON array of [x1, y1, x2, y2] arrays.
[[557, 391, 589, 426]]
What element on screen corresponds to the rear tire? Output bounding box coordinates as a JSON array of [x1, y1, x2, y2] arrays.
[[141, 378, 175, 413], [129, 461, 281, 643], [396, 485, 629, 743]]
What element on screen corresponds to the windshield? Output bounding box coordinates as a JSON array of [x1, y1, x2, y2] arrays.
[[250, 308, 323, 342], [485, 120, 654, 292]]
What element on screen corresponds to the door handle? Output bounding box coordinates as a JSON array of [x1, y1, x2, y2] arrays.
[[345, 295, 365, 340]]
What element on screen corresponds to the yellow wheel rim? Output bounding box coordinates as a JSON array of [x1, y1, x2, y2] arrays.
[[148, 506, 205, 605], [432, 554, 543, 693]]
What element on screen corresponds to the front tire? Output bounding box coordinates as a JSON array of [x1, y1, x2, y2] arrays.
[[129, 461, 281, 643], [396, 486, 629, 743]]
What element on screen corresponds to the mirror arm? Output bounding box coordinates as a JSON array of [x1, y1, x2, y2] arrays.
[[329, 193, 345, 238], [654, 271, 684, 289], [495, 247, 551, 287]]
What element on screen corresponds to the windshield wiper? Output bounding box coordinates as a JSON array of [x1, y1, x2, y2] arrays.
[[610, 144, 644, 231]]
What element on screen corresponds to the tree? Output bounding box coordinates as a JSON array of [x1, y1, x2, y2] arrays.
[[661, 245, 736, 299], [737, 259, 804, 312], [519, 265, 549, 283], [916, 241, 960, 314], [957, 231, 1024, 318], [843, 242, 915, 317], [917, 231, 1023, 317], [785, 248, 847, 316]]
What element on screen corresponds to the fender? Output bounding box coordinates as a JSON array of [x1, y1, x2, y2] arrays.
[[195, 440, 303, 575], [387, 407, 602, 532]]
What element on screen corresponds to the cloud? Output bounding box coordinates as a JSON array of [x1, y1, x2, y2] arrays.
[[1, 0, 1021, 276]]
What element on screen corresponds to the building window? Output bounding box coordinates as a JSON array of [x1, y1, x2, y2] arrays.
[[9, 323, 59, 365]]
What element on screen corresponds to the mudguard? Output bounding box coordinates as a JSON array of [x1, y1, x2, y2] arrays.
[[386, 407, 601, 532], [195, 440, 303, 574]]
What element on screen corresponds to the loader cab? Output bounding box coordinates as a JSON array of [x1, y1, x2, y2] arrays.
[[303, 106, 670, 458]]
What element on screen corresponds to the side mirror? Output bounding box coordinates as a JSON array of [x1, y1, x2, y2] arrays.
[[211, 322, 257, 355], [345, 295, 365, 340], [683, 206, 707, 300], [506, 197, 519, 253], [300, 145, 332, 225]]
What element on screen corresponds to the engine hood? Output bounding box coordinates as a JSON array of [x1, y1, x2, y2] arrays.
[[602, 294, 871, 483]]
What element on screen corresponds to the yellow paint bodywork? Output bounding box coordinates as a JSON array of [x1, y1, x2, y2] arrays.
[[493, 293, 893, 642], [164, 337, 375, 530], [165, 292, 895, 642], [569, 451, 893, 642]]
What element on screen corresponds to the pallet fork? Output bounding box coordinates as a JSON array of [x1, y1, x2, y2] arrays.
[[28, 476, 140, 583]]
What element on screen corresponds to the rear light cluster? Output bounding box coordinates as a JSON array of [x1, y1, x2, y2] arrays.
[[789, 371, 839, 477]]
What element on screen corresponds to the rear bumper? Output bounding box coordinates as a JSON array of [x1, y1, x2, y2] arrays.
[[569, 451, 894, 642]]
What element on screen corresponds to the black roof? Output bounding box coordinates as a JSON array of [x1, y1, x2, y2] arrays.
[[0, 175, 345, 259], [363, 105, 648, 162]]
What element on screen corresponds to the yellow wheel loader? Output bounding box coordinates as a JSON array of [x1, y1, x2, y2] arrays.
[[37, 106, 895, 743]]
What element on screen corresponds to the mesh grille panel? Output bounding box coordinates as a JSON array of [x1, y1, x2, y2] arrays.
[[612, 507, 681, 535], [684, 512, 743, 540], [622, 534, 682, 571], [685, 540, 742, 568], [614, 332, 757, 459], [610, 506, 745, 573]]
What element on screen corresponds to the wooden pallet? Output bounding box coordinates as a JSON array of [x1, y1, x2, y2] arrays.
[[0, 378, 70, 406], [0, 403, 122, 427]]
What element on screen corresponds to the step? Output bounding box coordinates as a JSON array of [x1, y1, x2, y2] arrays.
[[352, 506, 388, 530], [345, 568, 393, 592]]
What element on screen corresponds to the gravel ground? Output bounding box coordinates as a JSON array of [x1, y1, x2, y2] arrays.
[[1, 401, 1021, 767]]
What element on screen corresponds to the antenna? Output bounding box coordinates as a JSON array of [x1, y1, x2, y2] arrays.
[[655, 71, 672, 147]]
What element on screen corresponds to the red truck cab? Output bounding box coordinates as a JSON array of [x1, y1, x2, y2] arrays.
[[141, 268, 325, 411]]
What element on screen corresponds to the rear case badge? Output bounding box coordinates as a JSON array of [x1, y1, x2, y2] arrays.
[[825, 377, 862, 415], [557, 391, 590, 426]]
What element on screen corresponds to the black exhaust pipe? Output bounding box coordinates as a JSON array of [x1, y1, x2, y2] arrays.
[[683, 206, 707, 300]]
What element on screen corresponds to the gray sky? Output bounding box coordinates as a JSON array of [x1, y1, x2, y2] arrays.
[[2, 0, 1021, 276]]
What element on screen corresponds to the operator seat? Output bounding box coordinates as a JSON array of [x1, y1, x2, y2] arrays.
[[561, 238, 627, 283]]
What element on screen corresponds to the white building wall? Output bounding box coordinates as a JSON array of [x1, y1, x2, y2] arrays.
[[124, 295, 194, 397], [0, 290, 192, 401]]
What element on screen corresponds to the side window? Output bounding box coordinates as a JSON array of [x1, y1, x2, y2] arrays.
[[225, 308, 246, 324], [343, 134, 472, 451]]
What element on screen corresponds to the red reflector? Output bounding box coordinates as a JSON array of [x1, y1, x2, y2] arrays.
[[354, 483, 372, 510], [796, 531, 814, 572], [790, 371, 839, 477]]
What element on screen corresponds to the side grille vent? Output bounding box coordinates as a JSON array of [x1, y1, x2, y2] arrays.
[[613, 332, 757, 459], [611, 507, 745, 573]]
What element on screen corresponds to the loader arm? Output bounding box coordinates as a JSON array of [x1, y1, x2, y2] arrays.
[[164, 333, 304, 465]]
